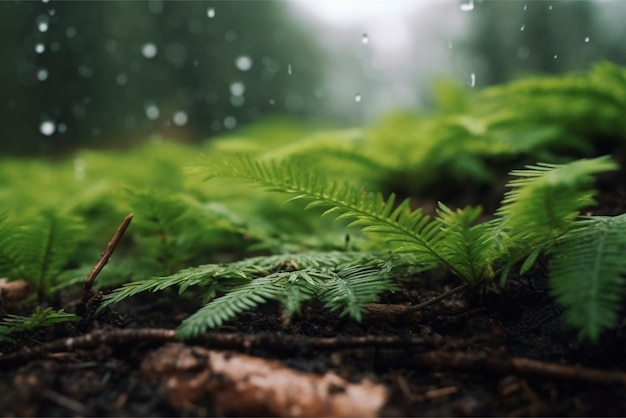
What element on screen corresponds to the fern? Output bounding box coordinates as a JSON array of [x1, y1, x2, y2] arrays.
[[0, 210, 85, 299], [549, 215, 626, 340], [0, 308, 80, 342]]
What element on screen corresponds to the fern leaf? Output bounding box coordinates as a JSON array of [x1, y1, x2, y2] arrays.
[[199, 155, 446, 266], [496, 156, 617, 246], [435, 203, 493, 283], [10, 210, 84, 297], [550, 215, 626, 340]]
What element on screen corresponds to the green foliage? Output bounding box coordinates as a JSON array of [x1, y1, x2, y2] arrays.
[[550, 215, 626, 340], [0, 308, 80, 342], [0, 210, 85, 299]]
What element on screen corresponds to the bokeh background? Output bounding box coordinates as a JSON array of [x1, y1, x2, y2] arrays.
[[2, 0, 625, 155]]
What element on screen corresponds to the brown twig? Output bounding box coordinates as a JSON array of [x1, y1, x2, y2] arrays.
[[397, 283, 468, 318], [84, 213, 134, 292]]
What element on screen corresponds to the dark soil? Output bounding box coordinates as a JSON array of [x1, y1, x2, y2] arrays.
[[1, 181, 626, 417]]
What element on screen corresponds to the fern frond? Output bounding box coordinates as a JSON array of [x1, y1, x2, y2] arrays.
[[100, 251, 390, 309], [0, 308, 80, 342], [7, 210, 85, 298], [496, 156, 617, 245], [550, 215, 626, 341], [199, 155, 446, 266], [319, 263, 396, 320], [435, 203, 493, 283]]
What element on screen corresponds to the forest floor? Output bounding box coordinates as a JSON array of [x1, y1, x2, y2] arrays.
[[1, 177, 626, 417]]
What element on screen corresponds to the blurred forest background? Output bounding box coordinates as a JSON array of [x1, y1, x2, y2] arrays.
[[1, 0, 625, 156]]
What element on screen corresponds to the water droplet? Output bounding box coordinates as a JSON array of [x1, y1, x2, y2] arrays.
[[447, 40, 453, 49], [520, 24, 525, 31], [115, 73, 128, 86], [141, 43, 158, 59], [37, 15, 49, 32], [173, 111, 188, 126], [553, 54, 558, 59], [207, 7, 215, 18], [42, 0, 50, 3], [459, 0, 474, 12], [40, 120, 55, 136], [361, 33, 369, 44], [269, 98, 276, 105], [469, 72, 476, 88], [230, 81, 245, 96], [287, 64, 292, 75], [144, 102, 160, 120], [37, 68, 49, 81], [548, 4, 553, 10], [66, 27, 76, 38], [354, 93, 362, 102], [35, 43, 45, 54], [74, 158, 86, 181], [235, 55, 253, 71], [223, 116, 237, 130], [584, 36, 590, 43], [523, 4, 527, 11]]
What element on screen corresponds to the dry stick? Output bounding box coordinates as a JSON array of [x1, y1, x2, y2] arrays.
[[2, 328, 625, 387], [397, 283, 468, 318], [84, 213, 134, 292]]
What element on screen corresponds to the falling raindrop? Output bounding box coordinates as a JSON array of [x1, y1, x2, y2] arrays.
[[141, 43, 158, 59], [520, 24, 525, 32], [144, 102, 160, 120], [230, 81, 245, 96], [37, 68, 49, 81], [223, 116, 237, 130], [173, 111, 188, 126], [470, 72, 476, 88], [584, 36, 590, 43], [361, 33, 369, 44], [548, 4, 553, 10], [459, 0, 474, 12], [235, 55, 253, 71], [74, 158, 86, 181], [553, 54, 558, 59], [40, 120, 55, 136], [35, 43, 45, 54], [287, 64, 292, 75], [269, 98, 276, 105], [354, 93, 362, 102], [207, 8, 215, 18], [523, 4, 527, 11], [37, 15, 49, 32]]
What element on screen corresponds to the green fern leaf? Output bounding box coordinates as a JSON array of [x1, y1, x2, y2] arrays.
[[8, 210, 84, 298], [550, 215, 626, 341], [199, 155, 446, 266]]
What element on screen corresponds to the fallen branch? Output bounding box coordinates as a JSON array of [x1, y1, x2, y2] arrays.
[[141, 343, 387, 417]]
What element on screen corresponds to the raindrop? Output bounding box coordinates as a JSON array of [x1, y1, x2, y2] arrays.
[[459, 0, 474, 12], [584, 36, 590, 43], [548, 4, 553, 10], [523, 4, 527, 11], [269, 98, 276, 105], [230, 81, 245, 96], [141, 43, 158, 59], [287, 64, 292, 75], [74, 158, 86, 181], [37, 15, 49, 32], [66, 27, 76, 38], [470, 72, 476, 88], [354, 93, 362, 102], [447, 40, 453, 49], [42, 0, 49, 3], [173, 111, 188, 126], [37, 68, 49, 81], [144, 102, 160, 120], [520, 24, 525, 32], [40, 120, 55, 136], [553, 54, 558, 59], [115, 73, 128, 86], [207, 7, 215, 18], [361, 33, 369, 44], [235, 55, 253, 71], [35, 43, 45, 54], [223, 116, 237, 130]]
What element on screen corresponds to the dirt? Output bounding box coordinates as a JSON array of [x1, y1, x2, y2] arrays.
[[1, 184, 626, 417]]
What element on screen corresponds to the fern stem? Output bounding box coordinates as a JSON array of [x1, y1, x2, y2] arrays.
[[398, 284, 468, 318]]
